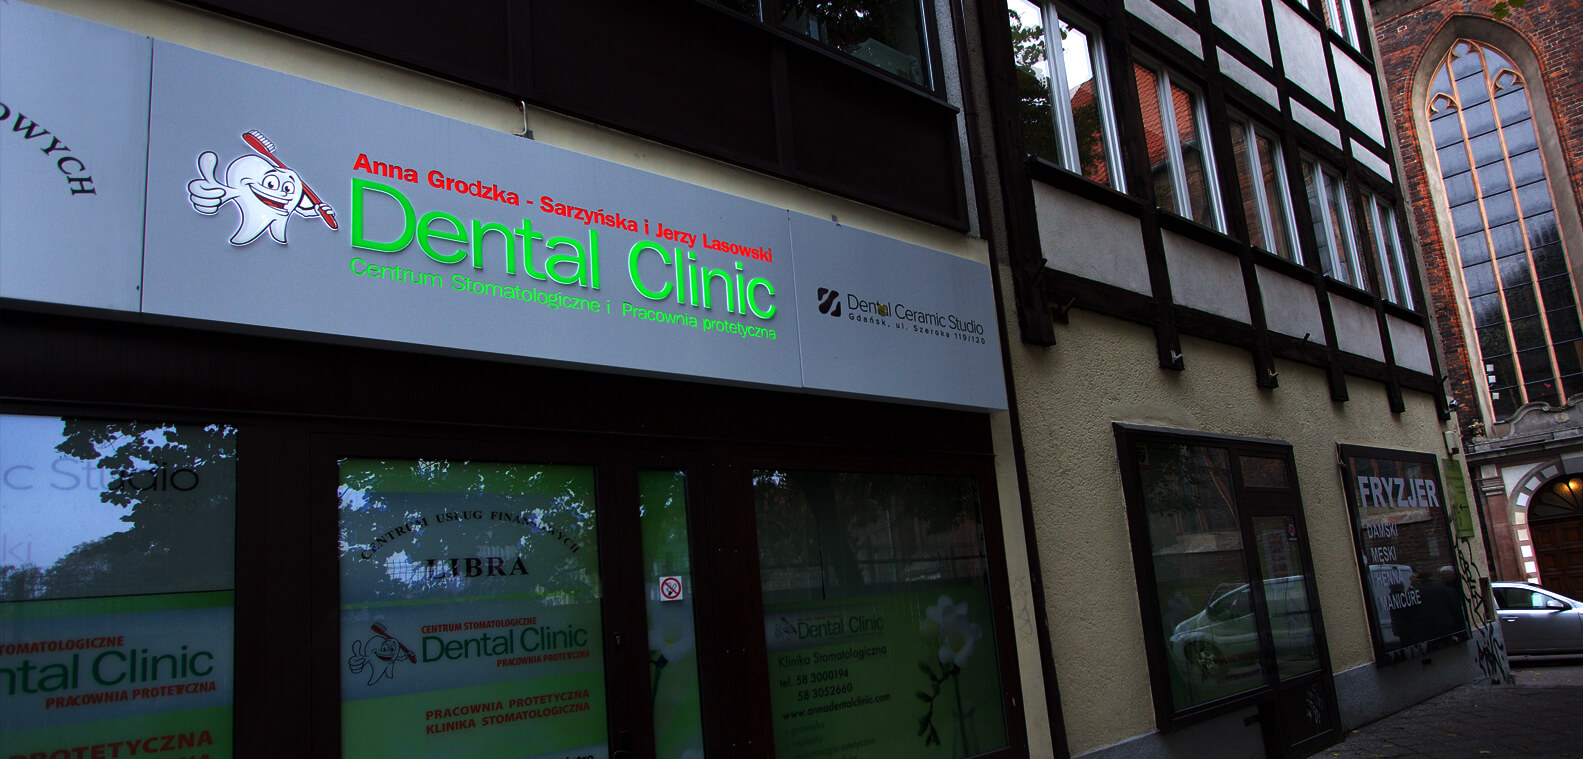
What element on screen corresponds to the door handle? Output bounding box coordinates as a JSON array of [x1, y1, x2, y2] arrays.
[[1501, 616, 1518, 622]]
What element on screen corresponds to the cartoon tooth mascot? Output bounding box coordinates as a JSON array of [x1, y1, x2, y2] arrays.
[[348, 626, 415, 686], [187, 132, 336, 245]]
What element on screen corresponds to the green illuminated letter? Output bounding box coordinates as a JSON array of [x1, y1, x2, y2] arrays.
[[418, 211, 468, 265], [746, 277, 776, 319], [351, 178, 415, 253], [628, 241, 673, 301]]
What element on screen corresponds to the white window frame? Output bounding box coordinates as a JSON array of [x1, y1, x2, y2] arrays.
[[1231, 116, 1300, 261], [1322, 0, 1358, 46], [1031, 4, 1126, 191], [1140, 59, 1224, 231], [1304, 158, 1365, 288], [1365, 195, 1415, 309]]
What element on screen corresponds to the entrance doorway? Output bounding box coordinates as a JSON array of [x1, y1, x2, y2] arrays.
[[1528, 476, 1583, 599], [1117, 426, 1341, 759]]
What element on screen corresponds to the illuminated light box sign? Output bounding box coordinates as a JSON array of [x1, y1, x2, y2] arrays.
[[0, 3, 1006, 410]]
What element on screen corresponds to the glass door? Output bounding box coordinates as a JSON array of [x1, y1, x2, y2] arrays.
[[1246, 513, 1335, 757]]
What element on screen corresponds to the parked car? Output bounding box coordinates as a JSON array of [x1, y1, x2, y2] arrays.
[[1169, 575, 1316, 682], [1492, 581, 1583, 656]]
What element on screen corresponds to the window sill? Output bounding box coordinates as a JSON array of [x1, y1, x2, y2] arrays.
[[1026, 155, 1142, 216]]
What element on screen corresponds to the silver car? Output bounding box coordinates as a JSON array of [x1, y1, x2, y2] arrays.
[[1492, 582, 1583, 656]]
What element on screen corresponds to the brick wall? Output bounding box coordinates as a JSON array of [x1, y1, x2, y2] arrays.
[[1372, 0, 1583, 432]]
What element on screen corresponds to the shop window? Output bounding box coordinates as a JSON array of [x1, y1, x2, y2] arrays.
[[337, 458, 606, 758], [754, 469, 1008, 758], [0, 415, 237, 755], [1230, 116, 1299, 261], [1135, 60, 1222, 230], [1423, 39, 1583, 418], [1117, 427, 1331, 731], [1009, 1, 1125, 189], [1357, 194, 1417, 309], [1338, 448, 1466, 664], [1301, 158, 1369, 290]]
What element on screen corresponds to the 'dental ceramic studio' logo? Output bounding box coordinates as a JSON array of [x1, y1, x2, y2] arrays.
[[186, 130, 337, 245]]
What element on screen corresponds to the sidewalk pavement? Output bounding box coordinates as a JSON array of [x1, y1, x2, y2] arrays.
[[1326, 661, 1583, 758]]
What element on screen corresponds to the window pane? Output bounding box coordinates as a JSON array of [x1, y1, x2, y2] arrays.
[[1539, 275, 1579, 314], [1498, 255, 1532, 290], [1470, 293, 1504, 327], [1324, 171, 1362, 287], [641, 471, 706, 759], [1303, 161, 1332, 276], [1476, 160, 1510, 196], [1462, 261, 1496, 297], [1135, 443, 1264, 711], [1431, 113, 1465, 149], [1484, 191, 1518, 227], [1527, 378, 1561, 407], [1490, 221, 1526, 258], [1462, 101, 1496, 138], [1496, 89, 1531, 125], [1518, 346, 1553, 383], [1009, 1, 1060, 164], [1547, 308, 1583, 343], [1240, 455, 1289, 488], [1444, 170, 1478, 206], [1509, 150, 1544, 186], [1470, 131, 1504, 167], [1450, 200, 1484, 237], [1062, 21, 1116, 185], [1506, 284, 1539, 319], [1511, 315, 1546, 352], [1534, 243, 1567, 278], [1257, 133, 1295, 260], [1518, 180, 1553, 217], [756, 470, 1009, 758], [1436, 143, 1470, 175], [1172, 83, 1215, 226], [1231, 122, 1265, 249], [780, 0, 930, 87], [1252, 516, 1319, 678], [1454, 230, 1490, 267], [0, 416, 237, 756], [1476, 323, 1511, 358], [1556, 341, 1583, 377], [1135, 64, 1175, 212], [1504, 118, 1538, 155], [338, 459, 606, 758], [1528, 212, 1561, 248]]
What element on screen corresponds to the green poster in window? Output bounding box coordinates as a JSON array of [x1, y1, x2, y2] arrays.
[[338, 459, 607, 759], [764, 586, 1007, 759], [0, 416, 237, 759]]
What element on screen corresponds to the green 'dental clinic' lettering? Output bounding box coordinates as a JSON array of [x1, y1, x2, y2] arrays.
[[348, 178, 779, 323]]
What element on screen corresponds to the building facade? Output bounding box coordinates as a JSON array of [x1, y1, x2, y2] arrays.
[[973, 0, 1505, 754], [0, 0, 1501, 758], [1371, 0, 1583, 601]]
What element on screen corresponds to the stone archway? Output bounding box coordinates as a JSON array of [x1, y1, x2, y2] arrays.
[[1526, 476, 1583, 599]]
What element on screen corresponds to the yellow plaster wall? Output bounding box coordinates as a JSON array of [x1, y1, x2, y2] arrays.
[[999, 293, 1453, 754]]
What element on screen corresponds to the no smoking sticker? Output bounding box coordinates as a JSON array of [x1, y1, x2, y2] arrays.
[[659, 576, 684, 602]]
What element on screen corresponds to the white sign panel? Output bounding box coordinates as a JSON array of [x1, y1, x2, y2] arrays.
[[0, 1, 149, 310], [0, 4, 1007, 411]]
